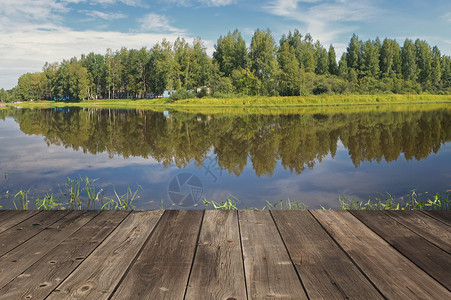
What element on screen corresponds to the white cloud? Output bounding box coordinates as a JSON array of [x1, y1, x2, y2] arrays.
[[138, 13, 185, 34], [61, 0, 146, 7], [0, 0, 211, 89], [199, 0, 236, 6], [443, 12, 451, 22], [264, 0, 380, 51], [0, 28, 193, 89], [82, 10, 127, 20], [164, 0, 236, 7]]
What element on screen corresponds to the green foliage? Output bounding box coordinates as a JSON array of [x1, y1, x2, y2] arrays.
[[170, 89, 196, 101], [339, 191, 450, 210], [14, 189, 29, 210], [102, 186, 141, 210], [203, 198, 238, 210], [36, 194, 63, 210], [5, 31, 451, 102]]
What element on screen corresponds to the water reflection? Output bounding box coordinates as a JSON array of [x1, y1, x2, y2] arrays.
[[1, 106, 450, 177], [0, 105, 450, 209]]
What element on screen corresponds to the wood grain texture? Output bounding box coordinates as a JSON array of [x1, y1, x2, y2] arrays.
[[352, 210, 451, 290], [312, 210, 450, 299], [0, 211, 98, 289], [47, 210, 163, 300], [185, 210, 246, 300], [111, 210, 203, 300], [0, 210, 40, 234], [272, 210, 382, 299], [0, 210, 130, 300], [383, 210, 451, 253], [0, 210, 68, 257], [423, 210, 451, 226], [239, 210, 307, 299]]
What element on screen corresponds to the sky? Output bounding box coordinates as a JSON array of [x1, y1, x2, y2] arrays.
[[1, 0, 450, 90]]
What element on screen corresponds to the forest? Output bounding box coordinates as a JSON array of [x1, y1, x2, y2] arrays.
[[1, 29, 451, 102]]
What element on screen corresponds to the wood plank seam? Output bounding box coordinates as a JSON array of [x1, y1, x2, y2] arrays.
[[351, 210, 451, 292], [107, 210, 168, 299], [1, 210, 130, 299], [269, 210, 309, 298], [384, 211, 451, 255], [0, 211, 70, 258], [0, 210, 41, 234], [308, 210, 386, 298], [382, 211, 450, 255], [182, 210, 207, 300], [236, 210, 249, 300], [420, 210, 451, 227], [45, 210, 132, 298]]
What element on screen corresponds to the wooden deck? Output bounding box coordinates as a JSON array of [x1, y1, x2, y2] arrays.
[[0, 210, 449, 299]]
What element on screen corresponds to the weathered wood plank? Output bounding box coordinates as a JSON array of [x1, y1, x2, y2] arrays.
[[383, 210, 451, 253], [351, 210, 451, 290], [0, 211, 99, 289], [110, 210, 203, 300], [0, 210, 69, 257], [239, 210, 307, 299], [422, 210, 451, 226], [0, 210, 40, 234], [271, 210, 382, 299], [0, 210, 130, 300], [47, 210, 163, 300], [185, 210, 246, 300], [312, 210, 450, 299]]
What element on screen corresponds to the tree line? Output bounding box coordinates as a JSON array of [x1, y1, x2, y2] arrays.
[[2, 107, 449, 176], [2, 29, 451, 102]]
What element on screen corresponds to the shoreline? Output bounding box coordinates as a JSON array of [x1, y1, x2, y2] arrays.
[[5, 94, 451, 110]]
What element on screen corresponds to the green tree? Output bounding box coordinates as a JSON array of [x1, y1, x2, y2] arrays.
[[380, 39, 402, 78], [249, 29, 280, 95], [328, 45, 338, 76], [360, 40, 380, 78], [314, 41, 328, 75], [213, 29, 247, 77], [401, 39, 418, 81], [277, 40, 301, 96], [415, 39, 432, 87], [347, 34, 362, 70], [338, 53, 349, 79], [431, 46, 441, 90]]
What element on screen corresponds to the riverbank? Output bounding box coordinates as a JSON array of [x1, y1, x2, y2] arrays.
[[6, 94, 451, 110]]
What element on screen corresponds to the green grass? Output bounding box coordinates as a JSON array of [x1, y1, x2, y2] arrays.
[[6, 94, 451, 110], [1, 176, 449, 210]]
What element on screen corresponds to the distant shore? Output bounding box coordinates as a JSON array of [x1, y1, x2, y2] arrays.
[[5, 94, 451, 110]]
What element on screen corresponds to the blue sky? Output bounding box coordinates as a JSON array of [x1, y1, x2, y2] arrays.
[[1, 0, 450, 89]]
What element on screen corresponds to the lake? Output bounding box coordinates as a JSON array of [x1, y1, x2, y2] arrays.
[[0, 104, 450, 209]]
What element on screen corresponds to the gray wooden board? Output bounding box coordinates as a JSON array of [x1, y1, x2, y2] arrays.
[[47, 210, 163, 300], [351, 210, 451, 290], [0, 210, 68, 257], [384, 210, 451, 253], [239, 210, 308, 299], [0, 210, 130, 300], [312, 210, 450, 299], [271, 210, 383, 299], [423, 210, 451, 226], [110, 210, 203, 300], [0, 210, 40, 234], [185, 210, 246, 300], [0, 211, 99, 289]]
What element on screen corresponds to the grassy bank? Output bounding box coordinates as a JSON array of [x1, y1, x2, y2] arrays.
[[6, 94, 451, 110]]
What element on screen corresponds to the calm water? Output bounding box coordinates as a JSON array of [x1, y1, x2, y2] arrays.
[[0, 105, 450, 209]]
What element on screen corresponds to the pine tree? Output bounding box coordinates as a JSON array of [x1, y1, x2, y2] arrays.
[[328, 45, 338, 76]]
